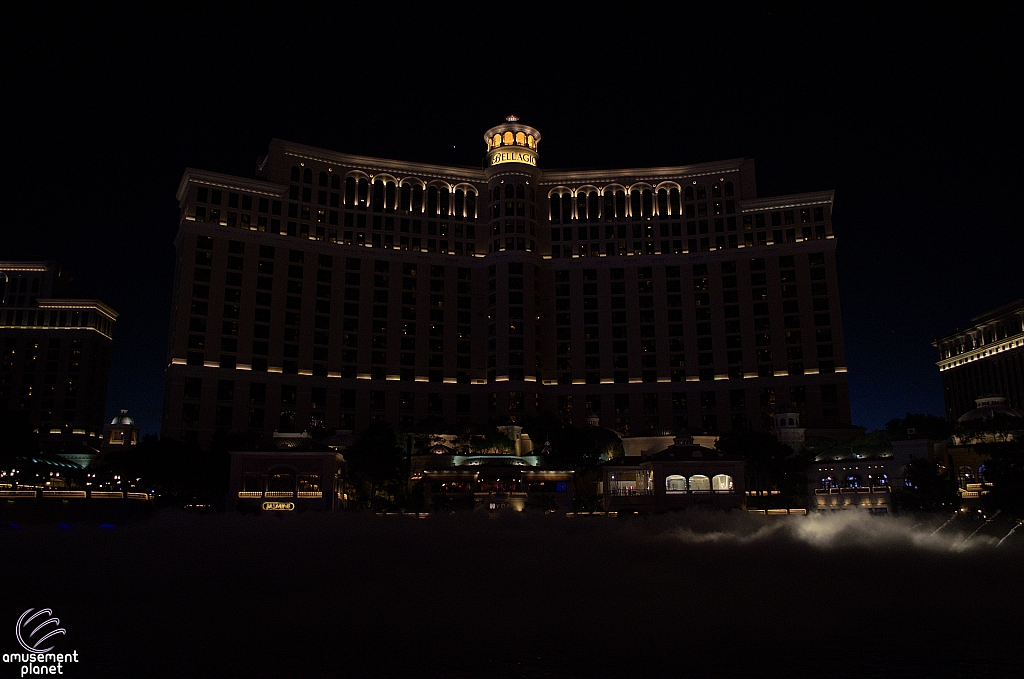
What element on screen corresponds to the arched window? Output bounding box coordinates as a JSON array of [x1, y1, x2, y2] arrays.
[[724, 181, 734, 196], [493, 133, 501, 148], [504, 184, 515, 200], [516, 184, 524, 199], [689, 475, 711, 492], [630, 191, 641, 219], [503, 131, 514, 145], [466, 191, 476, 220], [615, 190, 626, 220], [577, 193, 588, 222], [242, 473, 265, 493], [550, 194, 561, 224], [412, 185, 424, 213], [454, 189, 465, 218], [657, 189, 668, 217], [603, 191, 614, 222], [399, 184, 411, 214], [356, 178, 368, 207], [684, 186, 694, 201], [527, 134, 535, 148], [712, 474, 733, 492], [666, 475, 687, 493], [427, 187, 438, 215], [821, 476, 836, 489], [869, 473, 889, 487], [318, 172, 328, 187], [385, 182, 396, 212], [297, 473, 321, 493], [438, 187, 450, 216], [344, 177, 356, 206], [515, 131, 525, 145], [588, 193, 599, 223], [561, 194, 572, 223], [331, 174, 340, 190], [844, 474, 862, 489], [266, 468, 295, 494], [669, 188, 680, 216], [372, 180, 385, 211], [641, 189, 653, 218], [290, 166, 300, 182], [303, 168, 313, 184]]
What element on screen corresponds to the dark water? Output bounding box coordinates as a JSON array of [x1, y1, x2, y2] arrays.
[[2, 510, 1022, 678]]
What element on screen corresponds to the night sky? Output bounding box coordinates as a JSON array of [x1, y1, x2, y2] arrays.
[[4, 6, 1020, 436]]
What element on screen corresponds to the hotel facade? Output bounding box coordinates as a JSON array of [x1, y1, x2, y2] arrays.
[[1, 261, 117, 447], [163, 118, 849, 447], [933, 299, 1024, 421]]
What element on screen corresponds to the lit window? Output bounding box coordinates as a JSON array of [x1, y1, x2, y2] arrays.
[[666, 475, 687, 494]]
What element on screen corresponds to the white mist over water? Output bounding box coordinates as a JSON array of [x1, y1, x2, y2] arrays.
[[664, 510, 1003, 551], [2, 509, 1022, 679]]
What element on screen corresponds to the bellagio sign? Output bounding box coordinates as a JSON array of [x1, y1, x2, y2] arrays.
[[490, 150, 537, 166]]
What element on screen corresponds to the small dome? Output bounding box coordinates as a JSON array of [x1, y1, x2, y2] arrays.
[[673, 430, 694, 446], [958, 395, 1024, 422], [110, 408, 135, 425]]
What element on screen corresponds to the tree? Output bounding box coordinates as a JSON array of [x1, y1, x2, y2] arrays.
[[884, 413, 953, 441], [411, 416, 449, 454], [954, 412, 1024, 445], [519, 411, 563, 450], [975, 440, 1024, 516], [344, 421, 405, 510], [715, 430, 806, 498], [897, 456, 958, 512], [0, 407, 39, 463], [100, 433, 226, 506], [545, 422, 617, 511], [469, 425, 516, 455]]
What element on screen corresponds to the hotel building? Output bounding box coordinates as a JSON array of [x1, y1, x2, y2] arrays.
[[1, 261, 118, 447], [163, 117, 849, 447], [933, 299, 1024, 421]]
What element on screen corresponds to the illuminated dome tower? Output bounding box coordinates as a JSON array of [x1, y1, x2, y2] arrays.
[[481, 116, 544, 419], [484, 116, 541, 171]]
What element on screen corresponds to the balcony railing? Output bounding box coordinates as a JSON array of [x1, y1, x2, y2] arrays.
[[666, 489, 736, 495], [0, 489, 151, 500], [241, 490, 324, 499], [820, 486, 890, 494]]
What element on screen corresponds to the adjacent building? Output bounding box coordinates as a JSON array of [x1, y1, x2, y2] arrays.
[[163, 117, 850, 447], [934, 299, 1024, 421], [421, 452, 575, 512], [229, 445, 346, 512], [601, 432, 745, 512], [1, 262, 117, 451]]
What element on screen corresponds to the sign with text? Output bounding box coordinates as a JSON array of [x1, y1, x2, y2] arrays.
[[490, 150, 536, 167]]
